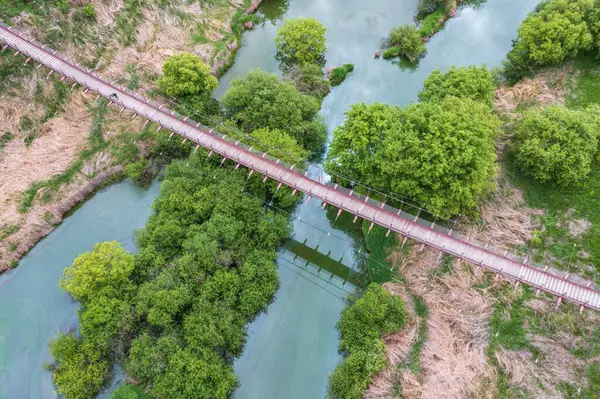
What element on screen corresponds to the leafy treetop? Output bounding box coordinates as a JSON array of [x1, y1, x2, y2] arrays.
[[326, 98, 501, 217], [512, 106, 600, 186], [221, 69, 327, 155], [274, 17, 327, 70], [418, 66, 496, 107], [158, 53, 218, 97], [59, 241, 134, 303]]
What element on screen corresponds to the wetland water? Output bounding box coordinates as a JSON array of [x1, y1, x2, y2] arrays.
[[0, 0, 538, 397]]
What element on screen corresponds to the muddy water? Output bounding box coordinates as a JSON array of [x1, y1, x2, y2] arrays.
[[0, 0, 540, 398]]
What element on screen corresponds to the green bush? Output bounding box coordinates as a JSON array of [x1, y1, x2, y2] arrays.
[[386, 24, 426, 61], [419, 66, 496, 107], [503, 0, 599, 83], [56, 0, 69, 14], [329, 64, 354, 86], [327, 284, 406, 399], [274, 17, 327, 70], [157, 53, 218, 98], [221, 69, 327, 156], [512, 106, 600, 186], [382, 46, 400, 59], [82, 3, 96, 20]]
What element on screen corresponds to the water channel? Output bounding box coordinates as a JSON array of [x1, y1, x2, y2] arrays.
[[0, 0, 539, 397]]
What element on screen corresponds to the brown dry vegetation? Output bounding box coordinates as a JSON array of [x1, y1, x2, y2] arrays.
[[365, 63, 600, 398], [0, 0, 261, 270], [494, 64, 572, 116]]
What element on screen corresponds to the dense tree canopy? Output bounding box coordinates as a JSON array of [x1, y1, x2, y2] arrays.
[[504, 0, 600, 82], [274, 17, 327, 70], [284, 63, 330, 99], [326, 98, 501, 217], [49, 334, 109, 399], [327, 284, 406, 399], [59, 241, 134, 303], [50, 154, 292, 399], [383, 24, 426, 61], [512, 106, 599, 186], [221, 69, 327, 155], [157, 53, 218, 97], [419, 66, 496, 107]]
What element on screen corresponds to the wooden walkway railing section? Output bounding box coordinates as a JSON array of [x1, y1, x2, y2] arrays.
[[2, 21, 599, 312]]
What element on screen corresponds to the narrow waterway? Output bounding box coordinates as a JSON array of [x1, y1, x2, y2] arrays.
[[0, 181, 160, 399], [0, 0, 540, 398]]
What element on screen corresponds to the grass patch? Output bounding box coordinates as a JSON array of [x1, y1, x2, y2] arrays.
[[566, 54, 600, 109], [398, 294, 428, 374], [505, 156, 600, 281], [487, 287, 537, 398], [115, 0, 146, 46], [0, 225, 19, 241], [0, 131, 14, 151], [329, 64, 354, 86], [362, 221, 398, 283], [427, 254, 454, 280], [418, 7, 448, 38]]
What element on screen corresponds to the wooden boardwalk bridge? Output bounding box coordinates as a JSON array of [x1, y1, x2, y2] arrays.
[[2, 21, 599, 311]]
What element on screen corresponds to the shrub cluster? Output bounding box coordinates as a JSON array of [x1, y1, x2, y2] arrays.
[[327, 284, 406, 399], [329, 63, 355, 86], [504, 0, 600, 83], [326, 66, 500, 217], [512, 106, 600, 186], [382, 24, 426, 62], [50, 155, 293, 399]]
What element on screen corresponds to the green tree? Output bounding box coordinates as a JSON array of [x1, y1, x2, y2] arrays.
[[512, 106, 599, 186], [78, 293, 129, 348], [274, 17, 327, 70], [384, 24, 426, 61], [325, 103, 403, 186], [151, 348, 237, 399], [327, 342, 387, 399], [284, 63, 330, 98], [326, 98, 500, 217], [49, 334, 109, 399], [158, 53, 218, 97], [337, 284, 406, 354], [503, 0, 597, 82], [59, 241, 134, 303], [327, 284, 406, 399], [135, 271, 193, 329], [250, 127, 308, 164], [419, 66, 496, 107], [221, 69, 327, 155]]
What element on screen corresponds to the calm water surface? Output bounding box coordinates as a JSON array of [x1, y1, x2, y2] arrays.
[[0, 0, 538, 398]]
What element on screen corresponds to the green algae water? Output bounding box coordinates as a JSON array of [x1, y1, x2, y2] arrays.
[[0, 0, 541, 398]]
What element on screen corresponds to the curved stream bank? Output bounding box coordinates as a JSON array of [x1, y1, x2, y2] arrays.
[[0, 0, 539, 398]]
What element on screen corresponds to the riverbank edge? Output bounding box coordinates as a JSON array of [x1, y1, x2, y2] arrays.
[[0, 0, 264, 274]]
